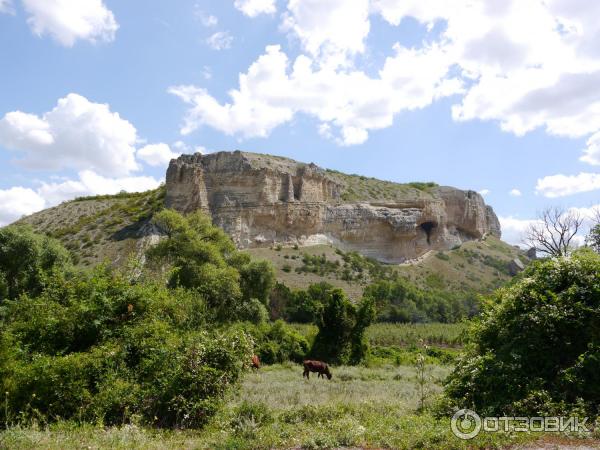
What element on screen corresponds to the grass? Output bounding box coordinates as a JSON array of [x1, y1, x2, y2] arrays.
[[17, 186, 166, 267], [290, 322, 469, 349], [0, 364, 541, 449], [247, 235, 527, 301], [3, 358, 597, 449], [324, 168, 438, 202], [366, 322, 469, 348]]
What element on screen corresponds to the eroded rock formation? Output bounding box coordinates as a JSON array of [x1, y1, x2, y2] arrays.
[[165, 151, 501, 263]]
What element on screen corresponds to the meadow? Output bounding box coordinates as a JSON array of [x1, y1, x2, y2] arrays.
[[2, 322, 599, 449]]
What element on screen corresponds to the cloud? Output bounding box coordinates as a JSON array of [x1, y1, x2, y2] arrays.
[[36, 170, 161, 206], [234, 0, 276, 17], [0, 93, 139, 177], [201, 66, 212, 80], [0, 187, 45, 226], [581, 131, 600, 165], [21, 0, 118, 46], [169, 44, 459, 145], [0, 170, 162, 226], [137, 143, 181, 167], [170, 0, 600, 157], [281, 0, 370, 67], [536, 172, 600, 198], [0, 0, 14, 14], [194, 7, 218, 27], [499, 216, 539, 246], [500, 203, 600, 248], [478, 189, 491, 196], [206, 31, 233, 50], [509, 188, 522, 197]]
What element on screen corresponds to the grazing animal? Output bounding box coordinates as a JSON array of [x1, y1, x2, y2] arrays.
[[303, 360, 332, 380], [251, 354, 261, 370]]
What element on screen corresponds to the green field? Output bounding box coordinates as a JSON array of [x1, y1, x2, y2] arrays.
[[3, 362, 595, 449], [2, 322, 597, 449]]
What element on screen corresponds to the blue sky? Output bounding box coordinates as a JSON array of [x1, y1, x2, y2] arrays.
[[0, 0, 599, 244]]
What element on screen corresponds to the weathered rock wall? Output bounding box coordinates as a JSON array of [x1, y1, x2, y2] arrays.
[[165, 151, 501, 263]]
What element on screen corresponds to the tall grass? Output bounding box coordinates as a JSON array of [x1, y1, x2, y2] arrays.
[[367, 323, 469, 348], [290, 322, 469, 348], [0, 364, 566, 449]]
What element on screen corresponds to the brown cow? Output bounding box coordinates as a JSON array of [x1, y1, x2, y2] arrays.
[[251, 354, 261, 370], [303, 360, 332, 380]]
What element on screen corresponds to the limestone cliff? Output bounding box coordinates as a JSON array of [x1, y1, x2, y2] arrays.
[[165, 151, 501, 263]]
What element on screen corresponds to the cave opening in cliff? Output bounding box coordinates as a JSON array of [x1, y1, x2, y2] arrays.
[[420, 221, 436, 245]]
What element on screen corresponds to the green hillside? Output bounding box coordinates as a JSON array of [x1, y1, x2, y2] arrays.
[[17, 185, 527, 299], [18, 186, 165, 267], [248, 235, 527, 300]]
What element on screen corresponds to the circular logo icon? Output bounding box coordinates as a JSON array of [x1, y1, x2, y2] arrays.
[[451, 409, 482, 440]]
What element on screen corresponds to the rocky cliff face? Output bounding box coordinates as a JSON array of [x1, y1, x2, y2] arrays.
[[165, 151, 501, 263]]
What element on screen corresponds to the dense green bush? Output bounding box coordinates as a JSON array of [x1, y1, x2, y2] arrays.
[[0, 225, 72, 302], [147, 210, 275, 322], [310, 288, 375, 364], [231, 320, 309, 364], [0, 266, 253, 428], [364, 277, 479, 323], [443, 249, 600, 417]]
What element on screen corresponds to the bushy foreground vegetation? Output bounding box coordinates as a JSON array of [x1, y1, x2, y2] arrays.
[[1, 364, 544, 450], [0, 211, 374, 429], [2, 206, 599, 448], [443, 249, 600, 418]]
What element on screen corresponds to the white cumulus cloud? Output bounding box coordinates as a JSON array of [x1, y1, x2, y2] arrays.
[[137, 143, 181, 167], [0, 171, 162, 226], [282, 0, 369, 67], [536, 172, 600, 198], [21, 0, 118, 46], [234, 0, 276, 17], [170, 0, 600, 158], [206, 31, 233, 50], [0, 187, 45, 226], [499, 216, 538, 247], [509, 189, 522, 197], [581, 131, 600, 165], [195, 7, 218, 27], [169, 44, 459, 145], [0, 93, 140, 177], [36, 170, 161, 206]]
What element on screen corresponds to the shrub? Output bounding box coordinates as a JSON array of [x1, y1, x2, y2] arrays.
[[0, 225, 72, 302], [443, 249, 600, 417], [233, 320, 309, 364], [147, 210, 275, 323], [0, 263, 254, 428], [310, 289, 375, 365]]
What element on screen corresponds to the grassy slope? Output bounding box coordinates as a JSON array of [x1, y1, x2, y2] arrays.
[[14, 178, 525, 298], [248, 235, 527, 300], [17, 187, 165, 267]]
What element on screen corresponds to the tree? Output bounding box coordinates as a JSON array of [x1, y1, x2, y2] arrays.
[[239, 260, 275, 306], [524, 207, 583, 257], [586, 208, 600, 254], [310, 288, 375, 364], [0, 225, 71, 301], [147, 209, 276, 322], [444, 249, 600, 417]]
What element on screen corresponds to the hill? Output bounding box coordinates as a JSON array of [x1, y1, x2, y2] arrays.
[[17, 184, 526, 300], [165, 151, 501, 263]]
